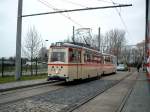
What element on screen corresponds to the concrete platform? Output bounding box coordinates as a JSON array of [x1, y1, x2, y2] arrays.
[[121, 72, 150, 112], [73, 71, 150, 112]]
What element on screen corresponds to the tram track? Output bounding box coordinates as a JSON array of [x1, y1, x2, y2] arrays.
[[115, 73, 139, 112], [0, 81, 65, 105], [60, 71, 136, 112], [0, 80, 63, 95], [0, 72, 135, 112], [0, 80, 59, 93]]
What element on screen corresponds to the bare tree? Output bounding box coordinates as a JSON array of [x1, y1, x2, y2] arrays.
[[39, 47, 48, 62], [104, 29, 126, 64], [63, 28, 126, 62], [136, 40, 145, 62], [23, 26, 42, 75]]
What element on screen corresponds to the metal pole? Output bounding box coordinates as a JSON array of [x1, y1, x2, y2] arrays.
[[72, 26, 75, 43], [2, 57, 4, 77], [21, 58, 22, 76], [146, 0, 150, 78], [15, 0, 23, 80], [36, 57, 37, 76], [98, 27, 101, 51]]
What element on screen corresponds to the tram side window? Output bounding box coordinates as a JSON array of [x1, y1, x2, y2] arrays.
[[84, 53, 87, 63], [97, 56, 102, 63], [110, 57, 113, 63], [69, 48, 81, 63], [51, 52, 65, 62], [105, 56, 113, 63], [78, 51, 81, 63], [69, 48, 75, 62], [92, 54, 95, 63], [84, 51, 95, 63], [87, 53, 91, 62], [105, 56, 110, 62], [84, 53, 87, 62], [93, 55, 100, 63]]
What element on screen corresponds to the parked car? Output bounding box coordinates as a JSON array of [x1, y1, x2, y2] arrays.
[[25, 61, 36, 66], [117, 64, 128, 71]]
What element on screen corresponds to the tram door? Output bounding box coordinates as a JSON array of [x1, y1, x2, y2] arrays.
[[69, 48, 82, 80], [76, 50, 82, 79]]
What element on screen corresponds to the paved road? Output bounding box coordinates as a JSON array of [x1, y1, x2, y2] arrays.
[[0, 71, 132, 112]]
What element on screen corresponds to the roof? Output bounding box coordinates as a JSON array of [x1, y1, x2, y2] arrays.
[[102, 53, 116, 57], [51, 42, 101, 54]]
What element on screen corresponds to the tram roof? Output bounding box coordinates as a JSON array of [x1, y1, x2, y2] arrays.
[[102, 53, 116, 57], [51, 42, 116, 57], [51, 42, 101, 54]]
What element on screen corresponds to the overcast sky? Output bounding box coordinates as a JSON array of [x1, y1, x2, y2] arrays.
[[0, 0, 145, 58]]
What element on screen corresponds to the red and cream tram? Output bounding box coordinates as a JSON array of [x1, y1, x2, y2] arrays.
[[47, 42, 117, 82]]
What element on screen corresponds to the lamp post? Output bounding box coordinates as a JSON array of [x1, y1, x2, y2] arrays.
[[45, 40, 49, 61], [45, 39, 49, 49]]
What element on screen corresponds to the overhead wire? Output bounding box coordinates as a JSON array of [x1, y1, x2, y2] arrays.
[[37, 0, 131, 35], [58, 0, 88, 8], [110, 0, 130, 35], [37, 0, 84, 27], [95, 0, 130, 36], [97, 0, 120, 4]]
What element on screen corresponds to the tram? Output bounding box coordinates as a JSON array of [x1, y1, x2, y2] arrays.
[[47, 42, 117, 82]]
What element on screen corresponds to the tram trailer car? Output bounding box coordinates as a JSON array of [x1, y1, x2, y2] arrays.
[[47, 42, 117, 82], [102, 53, 117, 74]]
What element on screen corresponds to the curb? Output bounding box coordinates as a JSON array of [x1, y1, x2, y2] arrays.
[[115, 72, 138, 112], [0, 81, 50, 92]]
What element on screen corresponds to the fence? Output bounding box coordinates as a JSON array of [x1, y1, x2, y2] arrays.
[[0, 58, 48, 77]]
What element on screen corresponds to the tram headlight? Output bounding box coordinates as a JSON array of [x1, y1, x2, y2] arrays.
[[55, 70, 59, 74]]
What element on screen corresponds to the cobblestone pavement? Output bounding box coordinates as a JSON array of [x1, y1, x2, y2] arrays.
[[0, 72, 130, 112], [0, 83, 64, 104], [0, 99, 67, 112]]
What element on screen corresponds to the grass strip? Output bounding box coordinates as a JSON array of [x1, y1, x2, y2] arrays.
[[0, 74, 47, 84]]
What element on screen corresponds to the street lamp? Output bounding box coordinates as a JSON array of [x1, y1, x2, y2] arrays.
[[45, 39, 49, 48], [44, 40, 49, 62]]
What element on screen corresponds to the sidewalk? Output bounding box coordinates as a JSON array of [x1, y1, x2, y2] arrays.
[[0, 78, 49, 92], [121, 72, 150, 112], [72, 71, 150, 112]]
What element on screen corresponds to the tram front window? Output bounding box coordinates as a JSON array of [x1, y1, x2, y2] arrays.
[[51, 52, 66, 62]]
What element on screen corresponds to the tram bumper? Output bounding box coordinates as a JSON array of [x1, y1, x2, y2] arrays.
[[47, 74, 68, 81]]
